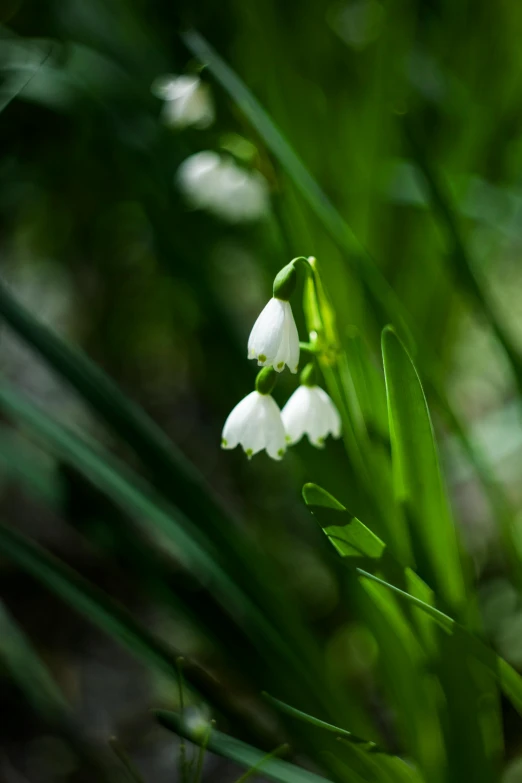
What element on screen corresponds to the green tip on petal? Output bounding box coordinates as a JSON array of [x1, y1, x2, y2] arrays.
[[245, 448, 253, 458], [258, 354, 267, 362], [221, 438, 228, 447], [277, 361, 284, 370], [277, 448, 285, 457]]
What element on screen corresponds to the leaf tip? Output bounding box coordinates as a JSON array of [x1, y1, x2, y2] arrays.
[[302, 483, 346, 511]]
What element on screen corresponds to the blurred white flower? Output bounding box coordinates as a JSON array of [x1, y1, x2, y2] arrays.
[[151, 74, 214, 129], [248, 298, 299, 373], [176, 151, 269, 222], [221, 390, 286, 460], [282, 385, 342, 447]]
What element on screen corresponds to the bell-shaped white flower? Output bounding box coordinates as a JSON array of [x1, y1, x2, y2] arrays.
[[151, 74, 214, 129], [221, 390, 286, 460], [282, 385, 342, 447], [176, 152, 269, 223], [248, 298, 300, 373]]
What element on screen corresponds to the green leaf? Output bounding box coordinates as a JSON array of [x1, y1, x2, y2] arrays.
[[381, 327, 467, 617], [262, 692, 380, 749], [302, 483, 385, 561], [303, 482, 522, 721], [155, 710, 333, 783]]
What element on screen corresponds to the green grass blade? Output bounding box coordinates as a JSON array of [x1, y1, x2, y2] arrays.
[[404, 119, 522, 396], [0, 281, 215, 522], [381, 326, 467, 617], [262, 693, 379, 749], [302, 483, 386, 561], [0, 521, 185, 680], [0, 600, 115, 781], [0, 599, 68, 720], [0, 383, 355, 730], [303, 481, 522, 718], [155, 710, 333, 783]]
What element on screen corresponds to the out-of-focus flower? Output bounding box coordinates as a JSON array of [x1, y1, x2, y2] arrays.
[[176, 151, 269, 222], [151, 74, 214, 129], [248, 297, 299, 373], [282, 384, 342, 447], [221, 390, 286, 460]]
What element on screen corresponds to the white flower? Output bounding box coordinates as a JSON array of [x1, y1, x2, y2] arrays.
[[221, 391, 286, 460], [176, 152, 269, 223], [282, 385, 342, 447], [151, 74, 214, 129], [248, 298, 300, 373]]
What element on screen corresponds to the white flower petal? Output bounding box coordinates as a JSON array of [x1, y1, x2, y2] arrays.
[[248, 298, 300, 372], [316, 387, 342, 438], [221, 391, 259, 449], [153, 75, 215, 129], [221, 391, 286, 460], [285, 302, 300, 374], [281, 385, 342, 447], [281, 385, 311, 444], [248, 298, 286, 365], [176, 152, 268, 222], [259, 395, 287, 459]]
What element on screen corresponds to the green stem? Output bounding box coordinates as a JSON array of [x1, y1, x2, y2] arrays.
[[192, 722, 214, 783], [177, 657, 190, 783]]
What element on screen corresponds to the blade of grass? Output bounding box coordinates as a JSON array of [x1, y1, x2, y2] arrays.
[[0, 384, 323, 693], [302, 481, 522, 717], [108, 738, 146, 783], [404, 118, 522, 397], [0, 600, 115, 781], [382, 326, 467, 618], [155, 709, 333, 783], [262, 693, 380, 749]]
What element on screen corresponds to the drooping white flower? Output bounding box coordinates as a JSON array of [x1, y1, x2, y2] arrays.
[[282, 385, 342, 447], [248, 298, 300, 373], [176, 152, 269, 223], [151, 74, 214, 129], [221, 390, 286, 460]]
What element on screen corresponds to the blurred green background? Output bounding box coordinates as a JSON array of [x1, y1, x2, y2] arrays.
[[3, 1, 522, 781]]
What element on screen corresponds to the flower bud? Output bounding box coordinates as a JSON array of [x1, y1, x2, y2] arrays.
[[273, 263, 297, 301], [300, 362, 317, 387], [255, 366, 278, 395]]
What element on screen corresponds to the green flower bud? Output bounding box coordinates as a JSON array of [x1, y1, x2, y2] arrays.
[[255, 366, 278, 395], [273, 263, 297, 301]]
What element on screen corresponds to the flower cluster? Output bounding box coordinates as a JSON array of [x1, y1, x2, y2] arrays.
[[221, 260, 342, 460], [151, 69, 269, 224]]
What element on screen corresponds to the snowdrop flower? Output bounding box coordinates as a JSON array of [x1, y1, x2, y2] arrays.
[[151, 74, 214, 129], [248, 261, 301, 373], [282, 367, 342, 447], [176, 152, 269, 222], [221, 368, 286, 460], [248, 298, 300, 373]]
